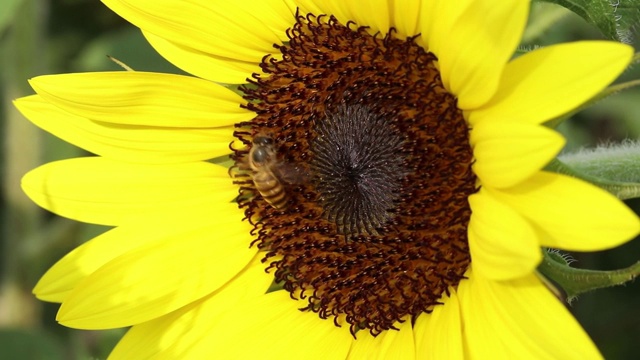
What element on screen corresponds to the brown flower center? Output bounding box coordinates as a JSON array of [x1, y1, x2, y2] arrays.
[[231, 13, 477, 336]]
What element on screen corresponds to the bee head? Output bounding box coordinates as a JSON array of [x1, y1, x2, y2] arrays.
[[251, 146, 272, 163], [253, 134, 274, 147]]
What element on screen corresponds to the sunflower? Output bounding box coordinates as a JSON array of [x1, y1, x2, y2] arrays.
[[15, 0, 640, 358]]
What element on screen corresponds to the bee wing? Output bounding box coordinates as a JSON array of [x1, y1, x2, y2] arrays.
[[273, 162, 310, 185]]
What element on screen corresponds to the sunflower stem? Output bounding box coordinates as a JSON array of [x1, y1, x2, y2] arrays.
[[538, 249, 640, 304]]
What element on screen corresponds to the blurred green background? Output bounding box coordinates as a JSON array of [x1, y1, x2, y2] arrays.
[[0, 1, 639, 359]]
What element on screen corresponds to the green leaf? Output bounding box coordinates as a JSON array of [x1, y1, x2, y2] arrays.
[[535, 0, 640, 43], [546, 157, 640, 199], [538, 249, 640, 303]]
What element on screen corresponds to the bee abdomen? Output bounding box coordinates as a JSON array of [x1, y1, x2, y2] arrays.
[[253, 173, 288, 209]]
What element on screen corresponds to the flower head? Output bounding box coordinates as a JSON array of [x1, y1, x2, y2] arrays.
[[15, 0, 640, 358]]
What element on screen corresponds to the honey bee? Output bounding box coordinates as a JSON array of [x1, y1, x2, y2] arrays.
[[248, 134, 289, 210]]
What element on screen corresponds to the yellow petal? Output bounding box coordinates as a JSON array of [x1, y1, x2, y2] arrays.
[[414, 290, 463, 360], [21, 158, 236, 226], [101, 0, 282, 62], [109, 256, 273, 359], [143, 31, 258, 84], [436, 0, 528, 108], [470, 121, 565, 188], [392, 0, 422, 38], [490, 172, 640, 251], [421, 0, 471, 56], [33, 202, 242, 303], [344, 0, 390, 35], [468, 190, 541, 280], [295, 0, 326, 17], [57, 217, 256, 329], [29, 72, 253, 127], [180, 291, 352, 359], [309, 0, 353, 28], [14, 95, 234, 164], [233, 0, 296, 41], [347, 319, 415, 360], [34, 227, 135, 303], [468, 41, 633, 125], [459, 269, 603, 359], [347, 331, 379, 359]]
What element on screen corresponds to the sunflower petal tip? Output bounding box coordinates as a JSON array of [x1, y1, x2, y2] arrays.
[[622, 211, 640, 242], [56, 302, 92, 329], [598, 191, 640, 249]]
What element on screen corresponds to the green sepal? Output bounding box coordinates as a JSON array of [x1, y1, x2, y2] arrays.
[[538, 248, 640, 303], [545, 158, 640, 200], [221, 83, 247, 96], [533, 0, 640, 43], [211, 154, 234, 169], [267, 280, 285, 293]]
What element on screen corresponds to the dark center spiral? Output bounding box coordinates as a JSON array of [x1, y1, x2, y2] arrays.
[[311, 105, 407, 236], [230, 12, 477, 336]]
